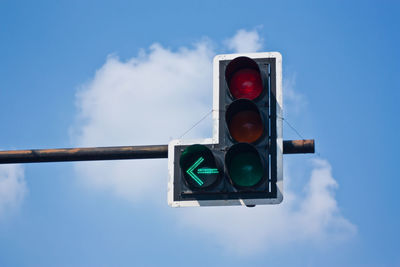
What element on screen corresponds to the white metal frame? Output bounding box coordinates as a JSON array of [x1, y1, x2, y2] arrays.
[[168, 52, 283, 207]]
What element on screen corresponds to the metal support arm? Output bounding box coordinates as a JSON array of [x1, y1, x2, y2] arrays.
[[0, 139, 314, 164]]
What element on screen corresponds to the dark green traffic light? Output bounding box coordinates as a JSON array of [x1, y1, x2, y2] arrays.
[[225, 143, 264, 188]]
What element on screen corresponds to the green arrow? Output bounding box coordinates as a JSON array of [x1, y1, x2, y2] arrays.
[[186, 157, 204, 186], [197, 168, 219, 174]]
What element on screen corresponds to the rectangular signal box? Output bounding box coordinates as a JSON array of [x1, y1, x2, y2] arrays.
[[168, 52, 283, 207]]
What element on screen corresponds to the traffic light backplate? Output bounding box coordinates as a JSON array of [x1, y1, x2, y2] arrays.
[[168, 52, 283, 207]]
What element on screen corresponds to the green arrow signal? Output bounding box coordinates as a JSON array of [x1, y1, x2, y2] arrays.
[[186, 157, 220, 187], [197, 168, 219, 174], [186, 157, 204, 186]]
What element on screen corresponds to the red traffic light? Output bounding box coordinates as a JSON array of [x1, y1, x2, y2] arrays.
[[225, 57, 263, 100]]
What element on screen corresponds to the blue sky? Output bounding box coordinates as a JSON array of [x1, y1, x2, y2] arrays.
[[0, 0, 399, 266]]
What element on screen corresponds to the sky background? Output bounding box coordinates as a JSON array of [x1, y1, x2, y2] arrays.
[[0, 0, 399, 266]]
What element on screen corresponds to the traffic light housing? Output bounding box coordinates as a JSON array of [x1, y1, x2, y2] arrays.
[[168, 52, 283, 207]]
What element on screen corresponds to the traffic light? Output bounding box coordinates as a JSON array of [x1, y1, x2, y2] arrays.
[[168, 52, 283, 207]]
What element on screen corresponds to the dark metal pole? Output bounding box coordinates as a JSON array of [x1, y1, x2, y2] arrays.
[[0, 145, 168, 164], [0, 139, 314, 164], [283, 139, 315, 154]]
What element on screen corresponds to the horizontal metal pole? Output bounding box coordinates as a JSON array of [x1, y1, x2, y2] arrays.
[[0, 139, 314, 164], [283, 139, 315, 154], [0, 145, 168, 164]]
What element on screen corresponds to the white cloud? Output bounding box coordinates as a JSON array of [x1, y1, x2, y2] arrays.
[[283, 73, 308, 117], [225, 29, 263, 53], [71, 42, 214, 202], [71, 29, 355, 254], [177, 159, 356, 255], [296, 159, 356, 241], [0, 164, 26, 218]]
